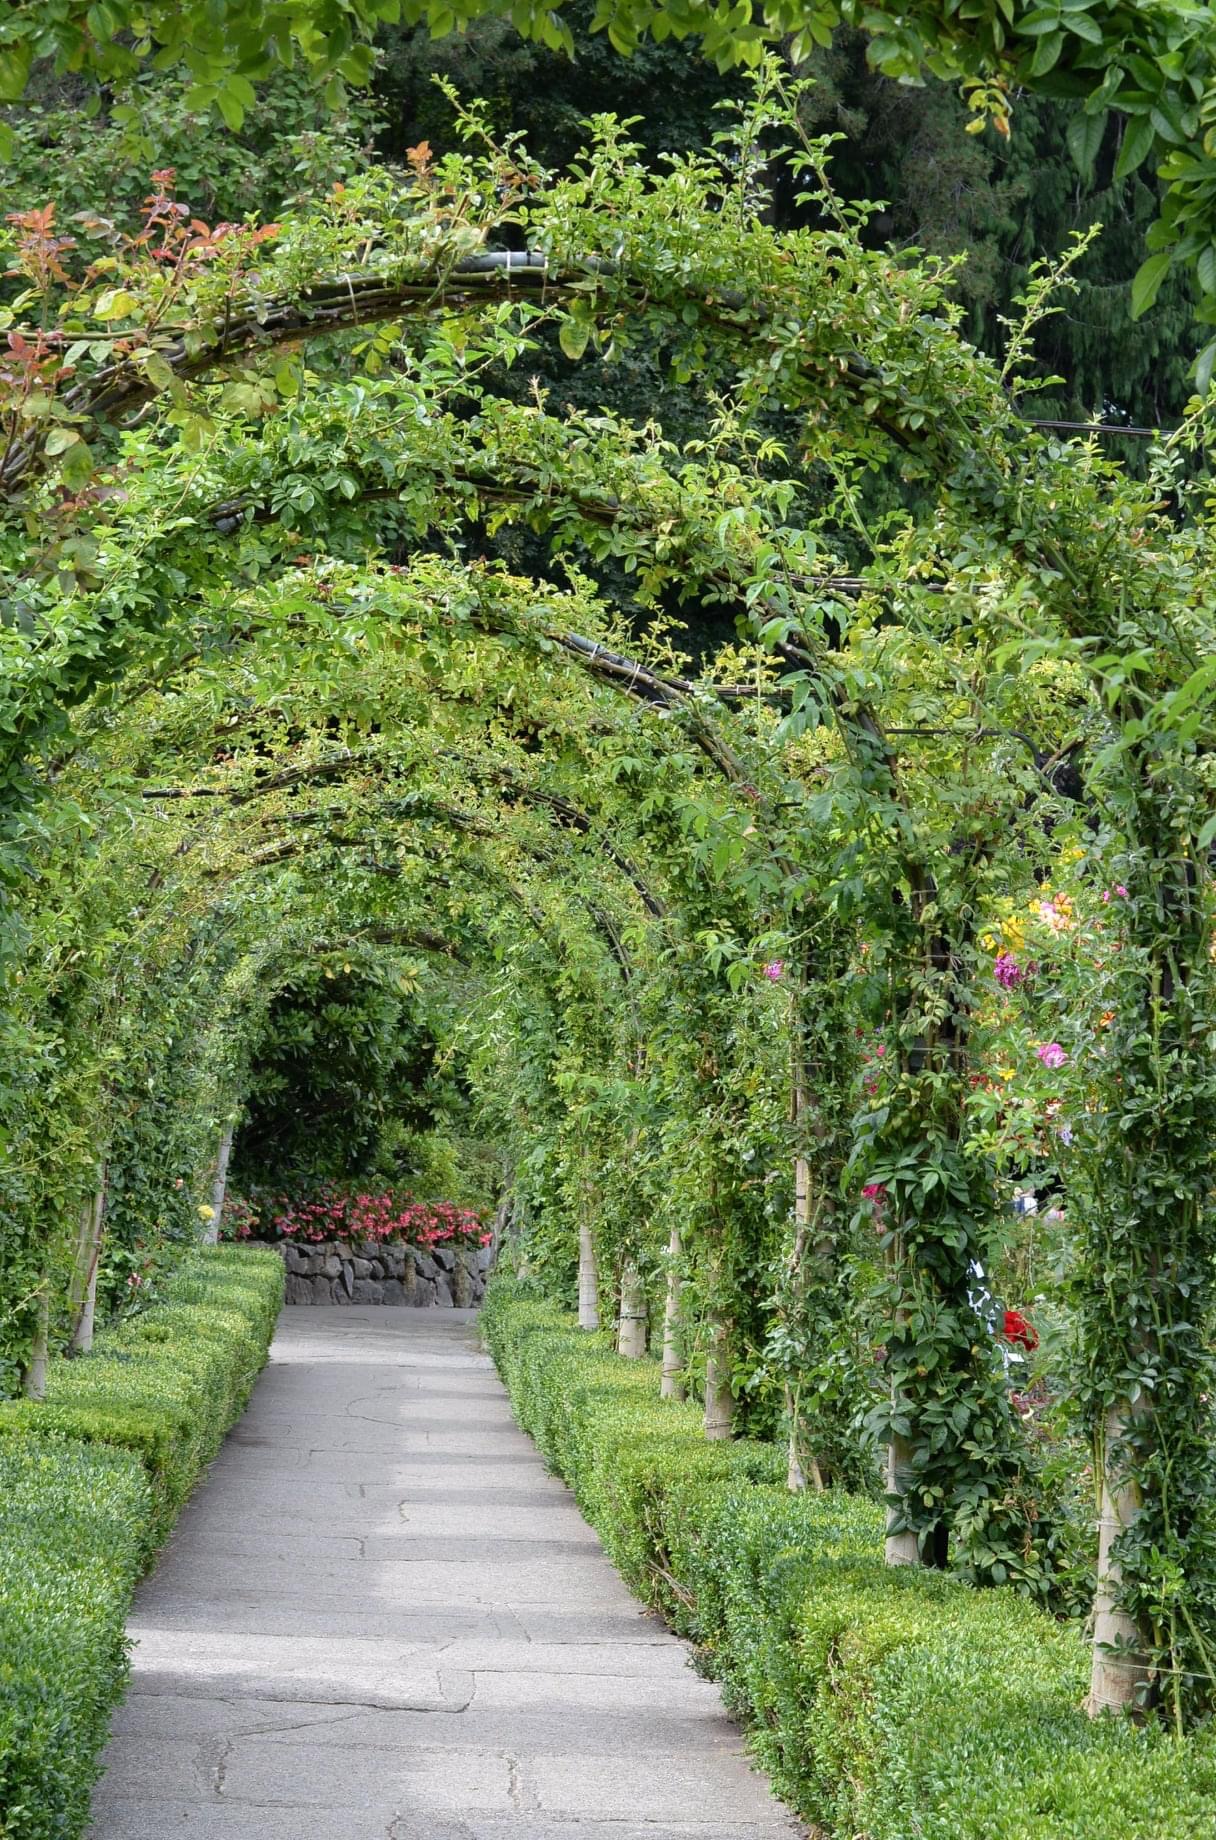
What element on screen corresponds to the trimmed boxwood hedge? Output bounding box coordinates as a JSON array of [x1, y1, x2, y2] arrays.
[[0, 1245, 284, 1541], [482, 1277, 1216, 1840], [0, 1246, 283, 1840], [0, 1438, 147, 1840]]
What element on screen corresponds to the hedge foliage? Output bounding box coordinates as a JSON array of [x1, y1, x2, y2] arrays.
[[0, 1246, 283, 1540], [482, 1279, 1216, 1840], [0, 1439, 147, 1840], [0, 1247, 283, 1840]]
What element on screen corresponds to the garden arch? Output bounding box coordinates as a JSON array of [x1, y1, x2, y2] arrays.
[[5, 90, 1216, 1719]]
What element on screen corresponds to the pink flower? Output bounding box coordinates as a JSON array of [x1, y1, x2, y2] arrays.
[[862, 1182, 887, 1204], [1036, 1042, 1068, 1070], [761, 961, 785, 982]]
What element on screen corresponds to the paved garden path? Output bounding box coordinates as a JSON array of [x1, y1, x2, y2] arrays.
[[90, 1307, 804, 1840]]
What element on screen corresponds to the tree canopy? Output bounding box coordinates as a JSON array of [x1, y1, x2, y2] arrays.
[[5, 0, 1216, 353]]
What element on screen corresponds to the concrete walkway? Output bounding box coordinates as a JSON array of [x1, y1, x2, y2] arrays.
[[90, 1308, 804, 1840]]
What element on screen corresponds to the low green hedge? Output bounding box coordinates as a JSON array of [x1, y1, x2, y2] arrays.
[[0, 1438, 148, 1840], [0, 1245, 284, 1541], [482, 1278, 1216, 1840], [0, 1246, 283, 1840]]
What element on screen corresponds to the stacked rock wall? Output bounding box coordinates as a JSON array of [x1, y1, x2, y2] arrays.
[[280, 1240, 491, 1307]]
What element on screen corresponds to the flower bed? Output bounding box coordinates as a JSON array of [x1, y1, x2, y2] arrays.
[[224, 1184, 491, 1252]]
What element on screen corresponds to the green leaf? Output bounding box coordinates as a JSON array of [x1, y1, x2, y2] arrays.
[[1130, 251, 1171, 320], [216, 86, 245, 130], [558, 317, 592, 362], [60, 440, 94, 488], [86, 1, 120, 37], [94, 288, 140, 321], [44, 428, 81, 457], [143, 353, 178, 394], [1194, 337, 1216, 399], [1064, 10, 1102, 41], [1028, 31, 1063, 78], [1150, 105, 1185, 146], [1019, 9, 1062, 35], [1067, 110, 1106, 181], [1197, 246, 1216, 299], [0, 42, 32, 103], [1114, 113, 1155, 181], [226, 72, 257, 108]]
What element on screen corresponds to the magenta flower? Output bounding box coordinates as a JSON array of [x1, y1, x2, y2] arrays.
[[861, 1182, 887, 1203], [761, 961, 785, 982], [1036, 1042, 1068, 1070], [993, 951, 1023, 990]]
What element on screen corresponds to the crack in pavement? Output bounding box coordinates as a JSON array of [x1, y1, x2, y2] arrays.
[[134, 1689, 474, 1714], [192, 1735, 232, 1800]]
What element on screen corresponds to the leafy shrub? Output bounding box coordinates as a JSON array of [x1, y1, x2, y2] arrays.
[[0, 1245, 283, 1540], [0, 1247, 282, 1840], [482, 1277, 1216, 1840], [0, 1437, 149, 1840]]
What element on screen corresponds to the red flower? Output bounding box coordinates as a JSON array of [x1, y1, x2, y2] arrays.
[[1002, 1309, 1039, 1352]]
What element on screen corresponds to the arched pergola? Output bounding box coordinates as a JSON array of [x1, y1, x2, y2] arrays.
[[5, 95, 1216, 1721]]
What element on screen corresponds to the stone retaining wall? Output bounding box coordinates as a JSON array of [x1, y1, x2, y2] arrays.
[[279, 1240, 491, 1307]]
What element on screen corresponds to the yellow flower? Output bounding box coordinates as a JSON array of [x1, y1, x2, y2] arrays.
[[997, 1067, 1016, 1082], [197, 1204, 214, 1220]]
